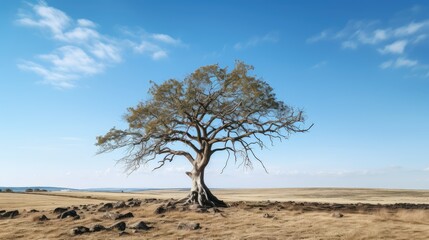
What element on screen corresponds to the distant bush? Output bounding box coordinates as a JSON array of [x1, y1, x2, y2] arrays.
[[33, 188, 47, 192], [0, 189, 2, 192], [25, 188, 34, 192], [5, 188, 13, 193]]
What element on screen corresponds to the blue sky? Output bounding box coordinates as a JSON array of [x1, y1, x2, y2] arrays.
[[1, 0, 428, 189]]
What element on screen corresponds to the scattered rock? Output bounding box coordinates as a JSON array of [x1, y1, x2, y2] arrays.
[[129, 221, 151, 230], [110, 221, 126, 231], [114, 201, 126, 209], [119, 231, 130, 236], [144, 198, 157, 203], [263, 213, 274, 218], [103, 212, 120, 220], [154, 205, 166, 214], [98, 203, 113, 212], [91, 224, 106, 232], [332, 212, 344, 218], [103, 212, 134, 220], [70, 226, 90, 235], [59, 210, 78, 219], [127, 199, 142, 207], [35, 215, 49, 221], [53, 207, 68, 214], [117, 212, 134, 220], [0, 210, 5, 214], [177, 222, 201, 230], [127, 198, 134, 202], [29, 209, 39, 213], [1, 210, 19, 218]]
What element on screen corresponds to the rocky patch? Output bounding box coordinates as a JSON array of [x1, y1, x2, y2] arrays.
[[1, 210, 19, 219], [70, 226, 90, 235], [177, 222, 201, 230]]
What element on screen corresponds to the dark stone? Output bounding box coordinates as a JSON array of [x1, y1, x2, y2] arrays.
[[70, 226, 90, 235], [177, 222, 201, 230], [127, 198, 134, 202], [127, 199, 142, 207], [53, 207, 68, 214], [263, 213, 274, 218], [110, 221, 126, 231], [129, 221, 151, 230], [59, 210, 78, 219], [98, 203, 113, 212], [1, 210, 19, 218], [154, 205, 166, 214], [103, 212, 120, 220], [114, 201, 126, 209], [0, 210, 5, 214], [29, 209, 39, 213], [144, 198, 157, 203], [37, 215, 49, 221], [91, 224, 106, 232], [117, 212, 134, 220]]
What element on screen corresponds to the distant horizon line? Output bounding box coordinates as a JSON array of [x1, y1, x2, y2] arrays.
[[1, 186, 429, 191]]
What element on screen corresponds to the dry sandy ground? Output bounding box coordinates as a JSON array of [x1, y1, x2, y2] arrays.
[[1, 188, 429, 239]]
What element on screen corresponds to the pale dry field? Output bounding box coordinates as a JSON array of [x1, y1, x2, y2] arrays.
[[1, 188, 429, 239]]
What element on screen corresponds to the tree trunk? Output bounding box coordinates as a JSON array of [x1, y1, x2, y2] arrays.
[[184, 168, 227, 208]]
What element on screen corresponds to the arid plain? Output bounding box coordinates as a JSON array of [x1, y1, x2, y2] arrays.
[[1, 188, 429, 239]]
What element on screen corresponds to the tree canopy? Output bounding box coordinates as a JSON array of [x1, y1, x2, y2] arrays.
[[96, 61, 312, 207]]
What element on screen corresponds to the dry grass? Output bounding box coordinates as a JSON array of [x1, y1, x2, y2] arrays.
[[1, 188, 429, 239]]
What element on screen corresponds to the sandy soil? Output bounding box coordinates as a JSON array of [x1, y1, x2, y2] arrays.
[[1, 188, 429, 239]]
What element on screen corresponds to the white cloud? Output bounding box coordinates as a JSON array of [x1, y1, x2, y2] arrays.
[[77, 19, 96, 28], [91, 42, 122, 62], [309, 16, 429, 77], [395, 57, 418, 67], [132, 41, 169, 60], [39, 46, 103, 75], [394, 21, 429, 37], [16, 1, 183, 88], [152, 50, 168, 60], [378, 40, 407, 54], [151, 33, 182, 45], [17, 1, 71, 39], [380, 57, 418, 69], [18, 46, 104, 88], [234, 32, 279, 50]]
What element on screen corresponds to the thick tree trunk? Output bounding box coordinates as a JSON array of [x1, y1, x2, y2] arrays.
[[184, 168, 227, 208]]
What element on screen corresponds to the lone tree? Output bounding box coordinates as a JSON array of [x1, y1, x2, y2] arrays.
[[96, 62, 312, 208]]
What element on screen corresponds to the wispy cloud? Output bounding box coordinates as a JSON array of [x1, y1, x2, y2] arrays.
[[380, 57, 418, 69], [234, 32, 279, 50], [16, 1, 184, 89], [308, 14, 429, 78], [378, 40, 408, 54]]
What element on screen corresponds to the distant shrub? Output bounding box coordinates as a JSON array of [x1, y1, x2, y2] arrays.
[[33, 188, 47, 192], [0, 189, 2, 192], [5, 188, 13, 193], [25, 188, 34, 192]]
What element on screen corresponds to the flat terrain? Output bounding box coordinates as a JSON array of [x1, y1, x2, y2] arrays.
[[1, 188, 429, 239]]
